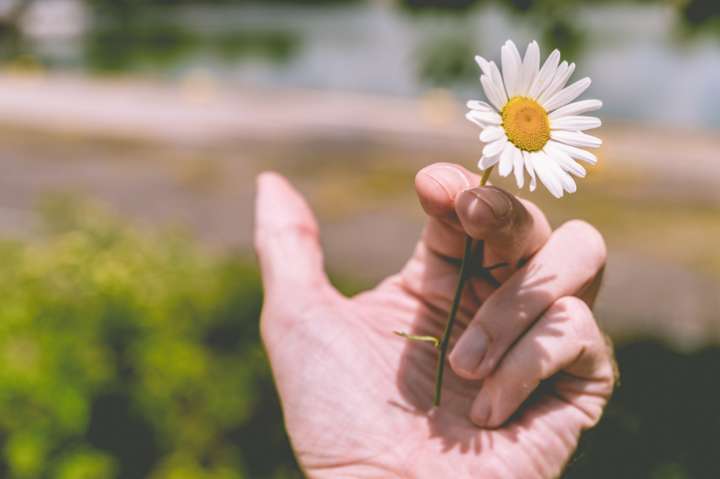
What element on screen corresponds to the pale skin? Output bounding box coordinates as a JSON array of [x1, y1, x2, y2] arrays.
[[254, 162, 616, 479]]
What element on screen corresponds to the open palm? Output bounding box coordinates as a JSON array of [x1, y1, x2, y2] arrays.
[[255, 164, 615, 479]]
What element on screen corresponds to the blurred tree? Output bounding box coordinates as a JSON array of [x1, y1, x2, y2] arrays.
[[405, 0, 720, 87], [680, 0, 720, 29], [82, 0, 299, 73]]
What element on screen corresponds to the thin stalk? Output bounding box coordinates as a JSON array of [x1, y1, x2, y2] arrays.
[[433, 235, 475, 406], [433, 166, 494, 407]]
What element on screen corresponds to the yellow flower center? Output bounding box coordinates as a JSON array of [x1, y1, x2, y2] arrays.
[[501, 96, 550, 152]]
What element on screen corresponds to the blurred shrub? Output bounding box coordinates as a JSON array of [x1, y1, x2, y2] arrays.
[[0, 200, 299, 478], [85, 23, 299, 73], [568, 341, 720, 479], [417, 32, 478, 86]]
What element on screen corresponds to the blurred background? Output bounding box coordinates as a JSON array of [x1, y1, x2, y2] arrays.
[[0, 0, 718, 477]]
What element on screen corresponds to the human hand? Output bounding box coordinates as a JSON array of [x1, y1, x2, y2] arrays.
[[254, 163, 615, 478]]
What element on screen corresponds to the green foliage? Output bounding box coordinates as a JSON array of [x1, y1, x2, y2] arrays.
[[54, 449, 116, 479], [0, 200, 298, 478]]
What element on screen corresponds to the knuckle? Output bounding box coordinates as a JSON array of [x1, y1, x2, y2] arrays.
[[519, 198, 550, 231], [518, 197, 541, 218], [551, 297, 615, 389], [561, 219, 607, 265], [553, 295, 589, 314], [551, 296, 598, 340]]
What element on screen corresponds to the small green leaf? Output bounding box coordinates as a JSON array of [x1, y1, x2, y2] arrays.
[[393, 331, 440, 349]]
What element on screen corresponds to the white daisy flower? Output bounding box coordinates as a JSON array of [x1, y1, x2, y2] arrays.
[[466, 40, 602, 198]]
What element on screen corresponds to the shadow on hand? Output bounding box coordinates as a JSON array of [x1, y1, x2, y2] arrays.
[[392, 251, 560, 454]]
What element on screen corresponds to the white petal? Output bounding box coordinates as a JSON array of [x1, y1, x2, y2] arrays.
[[523, 151, 537, 192], [538, 62, 576, 104], [537, 61, 567, 103], [551, 115, 601, 131], [501, 40, 523, 97], [467, 100, 495, 112], [475, 57, 508, 104], [531, 151, 563, 198], [565, 63, 576, 82], [547, 156, 577, 193], [498, 142, 514, 177], [478, 154, 499, 170], [551, 130, 602, 148], [480, 126, 506, 143], [544, 143, 586, 177], [543, 77, 592, 112], [518, 41, 540, 95], [483, 137, 507, 157], [488, 61, 508, 106], [475, 55, 491, 74], [549, 99, 603, 120], [548, 140, 598, 165], [512, 145, 524, 188], [559, 157, 587, 178], [481, 75, 505, 111], [528, 49, 560, 99], [466, 110, 502, 127]]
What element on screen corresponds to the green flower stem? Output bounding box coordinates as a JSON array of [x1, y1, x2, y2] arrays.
[[433, 234, 475, 406], [433, 166, 494, 407]]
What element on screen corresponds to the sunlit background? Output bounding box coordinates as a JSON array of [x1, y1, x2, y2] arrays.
[[0, 0, 718, 477]]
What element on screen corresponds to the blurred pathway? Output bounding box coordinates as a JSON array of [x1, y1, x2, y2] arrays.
[[0, 73, 718, 197], [0, 73, 718, 348]]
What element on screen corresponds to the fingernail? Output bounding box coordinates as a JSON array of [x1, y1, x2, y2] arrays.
[[450, 325, 488, 374], [469, 187, 512, 221]]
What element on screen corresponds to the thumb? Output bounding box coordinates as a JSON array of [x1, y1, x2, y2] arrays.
[[254, 172, 332, 304]]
